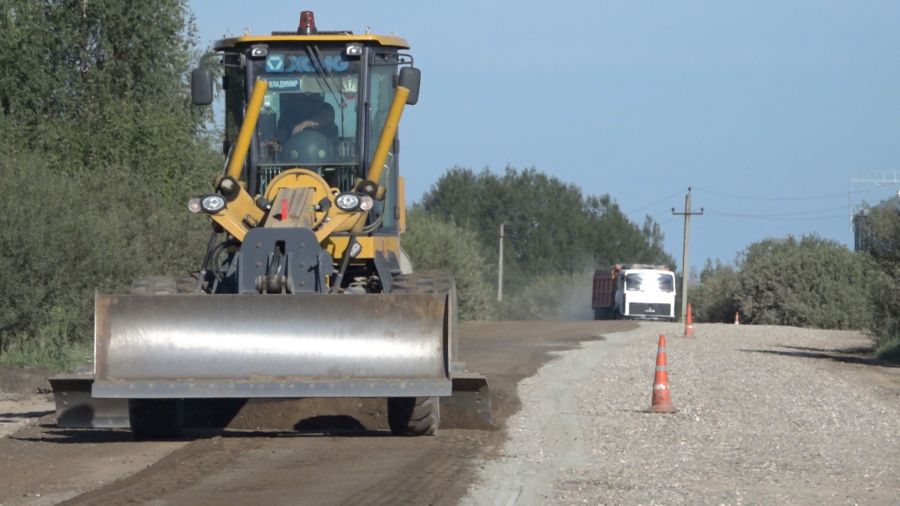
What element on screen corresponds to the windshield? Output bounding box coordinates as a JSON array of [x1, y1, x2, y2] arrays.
[[252, 47, 361, 189], [624, 272, 675, 293]]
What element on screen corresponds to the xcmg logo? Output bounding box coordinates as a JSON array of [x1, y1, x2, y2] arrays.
[[265, 54, 349, 73]]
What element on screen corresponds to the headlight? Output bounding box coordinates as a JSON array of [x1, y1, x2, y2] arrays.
[[335, 193, 361, 211], [201, 194, 226, 213], [358, 195, 374, 211], [349, 242, 363, 258], [345, 44, 363, 57]]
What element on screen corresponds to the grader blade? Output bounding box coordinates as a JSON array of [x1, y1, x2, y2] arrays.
[[92, 293, 452, 399]]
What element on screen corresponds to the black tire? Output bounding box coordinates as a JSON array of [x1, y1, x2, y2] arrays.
[[387, 396, 440, 436], [390, 270, 453, 295], [387, 271, 453, 436], [128, 399, 184, 440], [127, 277, 186, 440], [130, 276, 178, 295]]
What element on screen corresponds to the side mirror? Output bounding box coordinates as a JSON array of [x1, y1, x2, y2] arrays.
[[191, 68, 214, 106], [398, 67, 421, 105]]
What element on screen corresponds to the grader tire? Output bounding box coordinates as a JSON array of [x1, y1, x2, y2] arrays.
[[388, 396, 439, 436], [130, 276, 178, 295], [126, 277, 186, 440], [131, 275, 197, 295], [387, 271, 453, 436]]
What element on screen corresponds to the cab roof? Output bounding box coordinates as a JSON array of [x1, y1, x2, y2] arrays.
[[214, 34, 410, 51]]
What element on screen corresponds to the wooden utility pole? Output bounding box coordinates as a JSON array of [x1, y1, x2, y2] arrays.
[[672, 188, 703, 321], [497, 223, 505, 303]]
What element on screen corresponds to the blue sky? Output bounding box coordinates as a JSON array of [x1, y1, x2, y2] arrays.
[[189, 1, 900, 273]]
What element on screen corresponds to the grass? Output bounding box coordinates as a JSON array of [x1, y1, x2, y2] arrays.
[[0, 337, 92, 372]]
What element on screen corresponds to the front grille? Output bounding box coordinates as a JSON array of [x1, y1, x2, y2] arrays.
[[628, 303, 671, 317], [258, 166, 285, 192]]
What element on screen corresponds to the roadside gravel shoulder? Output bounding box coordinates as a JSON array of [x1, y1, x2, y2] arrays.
[[462, 322, 900, 505]]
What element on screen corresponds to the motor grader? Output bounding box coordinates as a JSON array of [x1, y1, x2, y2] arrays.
[[50, 11, 490, 438]]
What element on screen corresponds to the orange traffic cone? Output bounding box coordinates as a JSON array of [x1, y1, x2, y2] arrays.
[[683, 303, 694, 337], [734, 311, 740, 325], [649, 334, 677, 413]]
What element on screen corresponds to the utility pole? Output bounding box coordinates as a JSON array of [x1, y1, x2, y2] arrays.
[[672, 187, 703, 321], [497, 223, 505, 303]]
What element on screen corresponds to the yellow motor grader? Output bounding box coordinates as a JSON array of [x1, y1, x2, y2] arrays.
[[50, 11, 490, 438]]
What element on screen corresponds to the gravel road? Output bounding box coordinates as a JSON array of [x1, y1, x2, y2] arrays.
[[463, 322, 900, 505]]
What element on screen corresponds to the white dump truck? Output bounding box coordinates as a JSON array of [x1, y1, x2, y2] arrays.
[[592, 264, 676, 321]]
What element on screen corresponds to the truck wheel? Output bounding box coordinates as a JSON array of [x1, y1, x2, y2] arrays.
[[387, 271, 452, 436], [128, 399, 184, 440], [387, 396, 440, 436]]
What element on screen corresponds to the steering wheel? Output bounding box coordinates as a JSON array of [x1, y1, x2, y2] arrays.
[[278, 130, 333, 164]]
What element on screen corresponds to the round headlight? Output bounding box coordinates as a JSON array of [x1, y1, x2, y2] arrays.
[[335, 193, 360, 211], [358, 195, 374, 211], [201, 194, 226, 213], [187, 197, 203, 214]]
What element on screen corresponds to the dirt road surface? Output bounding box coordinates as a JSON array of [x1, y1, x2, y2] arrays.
[[1, 321, 897, 505], [0, 321, 628, 505]]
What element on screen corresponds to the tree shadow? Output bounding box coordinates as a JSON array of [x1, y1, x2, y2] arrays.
[[13, 427, 135, 444], [0, 410, 53, 423], [778, 344, 875, 355], [740, 346, 899, 368], [15, 413, 388, 444]]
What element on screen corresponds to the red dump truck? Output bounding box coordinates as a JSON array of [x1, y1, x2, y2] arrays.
[[592, 264, 676, 321]]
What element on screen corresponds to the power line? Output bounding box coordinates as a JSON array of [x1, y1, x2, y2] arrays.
[[627, 189, 686, 215], [694, 185, 884, 202], [711, 204, 847, 218], [705, 211, 848, 222]]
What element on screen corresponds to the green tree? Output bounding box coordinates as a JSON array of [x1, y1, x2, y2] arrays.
[[420, 166, 675, 289], [0, 0, 212, 176]]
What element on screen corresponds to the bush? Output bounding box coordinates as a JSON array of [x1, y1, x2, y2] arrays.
[[0, 1, 219, 369], [855, 205, 900, 362], [0, 154, 212, 369], [401, 209, 495, 321], [691, 260, 739, 323], [869, 264, 900, 361], [735, 235, 884, 329]]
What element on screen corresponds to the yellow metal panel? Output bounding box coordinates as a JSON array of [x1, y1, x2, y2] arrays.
[[313, 212, 362, 243], [367, 86, 410, 187], [325, 235, 401, 261], [209, 188, 264, 242], [215, 34, 409, 50], [226, 79, 268, 180]]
